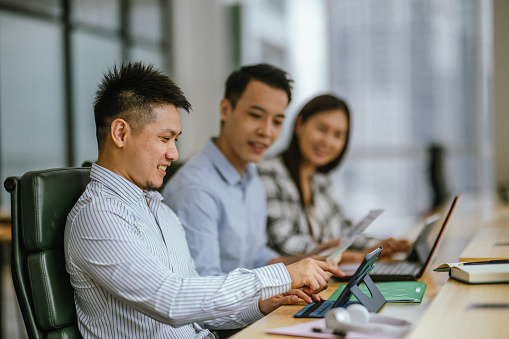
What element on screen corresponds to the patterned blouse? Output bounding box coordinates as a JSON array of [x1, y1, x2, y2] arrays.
[[257, 156, 353, 256]]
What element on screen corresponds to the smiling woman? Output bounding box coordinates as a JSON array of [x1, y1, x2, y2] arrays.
[[257, 94, 409, 260], [257, 94, 352, 257]]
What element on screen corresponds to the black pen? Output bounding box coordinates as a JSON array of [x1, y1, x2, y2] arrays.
[[313, 327, 346, 336], [460, 259, 509, 266]]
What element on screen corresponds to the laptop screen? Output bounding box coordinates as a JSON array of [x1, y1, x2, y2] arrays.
[[410, 214, 440, 264], [413, 195, 461, 266]]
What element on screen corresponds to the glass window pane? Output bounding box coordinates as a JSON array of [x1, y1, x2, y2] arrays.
[[71, 0, 119, 31], [335, 156, 428, 235], [130, 0, 162, 41], [129, 45, 164, 70], [0, 0, 61, 17], [72, 31, 122, 166], [329, 0, 479, 218], [0, 11, 65, 210]]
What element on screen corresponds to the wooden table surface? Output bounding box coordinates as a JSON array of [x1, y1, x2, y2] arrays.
[[0, 221, 10, 242], [232, 196, 507, 338]]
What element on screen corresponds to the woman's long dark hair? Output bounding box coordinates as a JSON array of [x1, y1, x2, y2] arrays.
[[281, 94, 351, 206]]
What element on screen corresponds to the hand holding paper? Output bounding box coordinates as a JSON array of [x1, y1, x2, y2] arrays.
[[324, 210, 384, 262]]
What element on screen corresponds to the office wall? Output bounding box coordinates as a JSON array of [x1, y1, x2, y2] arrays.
[[169, 0, 331, 160], [170, 0, 229, 160], [494, 0, 509, 188]]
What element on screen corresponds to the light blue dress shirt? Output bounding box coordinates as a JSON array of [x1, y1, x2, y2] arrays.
[[163, 139, 279, 276], [64, 164, 291, 338]]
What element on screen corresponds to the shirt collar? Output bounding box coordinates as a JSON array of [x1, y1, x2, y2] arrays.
[[204, 138, 257, 186], [90, 163, 164, 204]]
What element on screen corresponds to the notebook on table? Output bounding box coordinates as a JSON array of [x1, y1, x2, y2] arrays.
[[337, 195, 461, 282]]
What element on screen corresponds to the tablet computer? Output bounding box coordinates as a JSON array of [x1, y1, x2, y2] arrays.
[[294, 247, 385, 318]]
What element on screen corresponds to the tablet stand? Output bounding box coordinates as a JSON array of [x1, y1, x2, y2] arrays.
[[335, 274, 386, 313]]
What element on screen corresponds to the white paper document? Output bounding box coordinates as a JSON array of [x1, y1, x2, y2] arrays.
[[324, 209, 384, 262]]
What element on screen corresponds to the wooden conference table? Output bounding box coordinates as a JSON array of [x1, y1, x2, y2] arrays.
[[232, 196, 509, 338]]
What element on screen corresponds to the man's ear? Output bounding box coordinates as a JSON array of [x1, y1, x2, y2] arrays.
[[219, 98, 232, 122], [110, 118, 130, 148]]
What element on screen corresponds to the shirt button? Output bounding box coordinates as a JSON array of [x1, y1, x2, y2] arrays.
[[236, 293, 242, 299], [273, 278, 279, 284]]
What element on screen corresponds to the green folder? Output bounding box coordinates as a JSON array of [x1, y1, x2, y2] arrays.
[[328, 281, 427, 303]]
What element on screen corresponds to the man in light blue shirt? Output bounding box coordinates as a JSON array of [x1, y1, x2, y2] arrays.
[[164, 64, 336, 277], [64, 62, 343, 338], [165, 139, 276, 276]]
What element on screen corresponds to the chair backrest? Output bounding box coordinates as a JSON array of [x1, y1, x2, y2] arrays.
[[4, 167, 91, 339]]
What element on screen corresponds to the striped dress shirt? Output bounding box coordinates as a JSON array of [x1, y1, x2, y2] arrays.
[[64, 164, 291, 338]]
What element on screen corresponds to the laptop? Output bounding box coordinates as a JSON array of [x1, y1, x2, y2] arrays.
[[337, 195, 461, 282]]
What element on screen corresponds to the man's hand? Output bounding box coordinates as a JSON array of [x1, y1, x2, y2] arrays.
[[286, 258, 345, 295], [258, 289, 323, 315], [317, 253, 342, 267], [374, 238, 411, 257]]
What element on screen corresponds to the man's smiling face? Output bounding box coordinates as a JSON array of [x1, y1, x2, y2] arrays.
[[121, 104, 181, 190], [216, 79, 288, 174]]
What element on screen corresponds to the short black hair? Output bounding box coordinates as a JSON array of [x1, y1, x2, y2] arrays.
[[224, 63, 293, 108], [94, 62, 191, 149]]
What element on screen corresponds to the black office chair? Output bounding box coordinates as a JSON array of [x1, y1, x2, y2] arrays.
[[4, 167, 90, 339], [427, 143, 450, 210]]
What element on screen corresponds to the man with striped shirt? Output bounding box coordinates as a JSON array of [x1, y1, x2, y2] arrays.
[[64, 62, 343, 338]]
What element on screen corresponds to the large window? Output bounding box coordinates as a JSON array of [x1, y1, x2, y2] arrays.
[[329, 0, 490, 237], [235, 0, 492, 235], [0, 11, 66, 201], [0, 0, 171, 214]]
